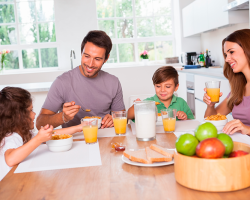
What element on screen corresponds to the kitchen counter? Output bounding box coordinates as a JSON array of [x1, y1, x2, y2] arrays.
[[0, 82, 52, 93], [179, 68, 226, 79]]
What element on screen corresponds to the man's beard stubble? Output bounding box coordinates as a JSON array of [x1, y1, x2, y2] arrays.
[[81, 63, 103, 78]]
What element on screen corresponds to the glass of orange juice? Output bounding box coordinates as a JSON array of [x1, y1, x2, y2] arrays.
[[205, 81, 221, 103], [81, 118, 98, 144], [161, 109, 177, 133], [112, 111, 127, 135]]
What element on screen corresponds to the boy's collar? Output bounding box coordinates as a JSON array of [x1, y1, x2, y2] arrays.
[[153, 94, 177, 105]]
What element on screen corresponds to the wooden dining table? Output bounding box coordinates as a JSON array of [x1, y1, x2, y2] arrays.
[[1, 126, 250, 200]]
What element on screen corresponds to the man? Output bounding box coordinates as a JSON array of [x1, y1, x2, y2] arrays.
[[36, 30, 125, 129]]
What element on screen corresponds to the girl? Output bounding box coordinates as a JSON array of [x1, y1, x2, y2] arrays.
[[203, 29, 250, 135], [0, 87, 82, 181]]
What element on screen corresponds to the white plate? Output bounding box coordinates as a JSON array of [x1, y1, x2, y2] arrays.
[[121, 155, 174, 167]]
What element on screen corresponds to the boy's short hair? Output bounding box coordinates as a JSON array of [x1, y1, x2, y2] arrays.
[[152, 66, 179, 86]]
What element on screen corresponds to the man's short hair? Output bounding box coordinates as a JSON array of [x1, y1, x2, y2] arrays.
[[152, 66, 179, 86], [81, 30, 112, 60]]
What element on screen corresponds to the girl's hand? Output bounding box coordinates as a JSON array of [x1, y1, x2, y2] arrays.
[[222, 119, 250, 135], [36, 124, 53, 143], [176, 111, 187, 120], [203, 88, 223, 107]]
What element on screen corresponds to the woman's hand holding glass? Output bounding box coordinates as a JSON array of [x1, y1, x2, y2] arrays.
[[223, 119, 250, 135], [203, 88, 223, 107]]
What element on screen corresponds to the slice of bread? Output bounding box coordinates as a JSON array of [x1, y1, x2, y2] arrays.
[[123, 150, 152, 164], [145, 147, 173, 163], [149, 144, 174, 158]]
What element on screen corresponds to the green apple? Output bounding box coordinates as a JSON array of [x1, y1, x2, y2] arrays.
[[176, 133, 199, 156], [195, 122, 217, 142], [217, 133, 234, 155]]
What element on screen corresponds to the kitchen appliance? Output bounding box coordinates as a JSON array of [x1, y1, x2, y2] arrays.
[[186, 73, 195, 116], [181, 52, 197, 65], [134, 101, 156, 141], [223, 0, 249, 11]]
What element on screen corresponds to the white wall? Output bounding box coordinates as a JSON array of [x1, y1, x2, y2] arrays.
[[200, 23, 249, 66], [54, 0, 97, 70]]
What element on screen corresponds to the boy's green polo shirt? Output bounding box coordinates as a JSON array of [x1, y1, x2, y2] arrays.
[[144, 94, 194, 120]]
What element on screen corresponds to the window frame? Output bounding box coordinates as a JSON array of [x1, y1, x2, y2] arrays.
[[0, 0, 59, 73], [95, 0, 176, 67]]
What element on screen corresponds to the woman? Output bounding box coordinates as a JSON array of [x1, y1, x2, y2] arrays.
[[203, 29, 250, 135]]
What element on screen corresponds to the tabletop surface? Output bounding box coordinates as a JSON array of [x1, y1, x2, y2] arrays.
[[1, 131, 250, 200]]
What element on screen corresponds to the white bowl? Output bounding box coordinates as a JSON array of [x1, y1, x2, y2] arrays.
[[204, 119, 228, 132], [46, 136, 73, 152]]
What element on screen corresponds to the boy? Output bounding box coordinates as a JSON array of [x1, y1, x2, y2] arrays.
[[127, 66, 194, 120]]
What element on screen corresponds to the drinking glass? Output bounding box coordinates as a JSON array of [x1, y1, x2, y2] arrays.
[[191, 56, 196, 65], [161, 109, 177, 133], [112, 111, 127, 135], [205, 81, 221, 103], [81, 118, 98, 144]]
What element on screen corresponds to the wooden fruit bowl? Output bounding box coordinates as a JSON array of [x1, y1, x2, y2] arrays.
[[174, 141, 250, 192]]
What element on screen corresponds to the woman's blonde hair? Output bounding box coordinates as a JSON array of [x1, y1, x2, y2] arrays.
[[222, 29, 250, 110]]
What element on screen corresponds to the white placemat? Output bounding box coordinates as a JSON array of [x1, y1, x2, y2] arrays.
[[131, 120, 200, 135], [73, 125, 131, 139], [15, 141, 102, 173]]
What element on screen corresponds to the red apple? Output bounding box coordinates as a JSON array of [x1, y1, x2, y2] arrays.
[[196, 138, 225, 159], [229, 150, 249, 158]]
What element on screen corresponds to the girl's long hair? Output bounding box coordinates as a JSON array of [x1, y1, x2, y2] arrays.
[[222, 29, 250, 110], [0, 87, 33, 148]]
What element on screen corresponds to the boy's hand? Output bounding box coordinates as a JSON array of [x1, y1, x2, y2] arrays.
[[134, 98, 141, 102], [176, 111, 187, 120], [36, 124, 53, 143]]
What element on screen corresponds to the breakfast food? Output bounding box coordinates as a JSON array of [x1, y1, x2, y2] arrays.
[[150, 144, 174, 158], [123, 144, 174, 164], [124, 150, 151, 164], [83, 116, 101, 119], [85, 109, 91, 112], [145, 147, 173, 162], [205, 113, 227, 121], [51, 134, 72, 140], [155, 102, 160, 105]]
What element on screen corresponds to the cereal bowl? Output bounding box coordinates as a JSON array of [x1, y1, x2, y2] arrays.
[[204, 119, 228, 131], [46, 135, 73, 152]]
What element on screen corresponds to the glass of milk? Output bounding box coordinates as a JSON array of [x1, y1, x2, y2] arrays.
[[134, 101, 156, 141]]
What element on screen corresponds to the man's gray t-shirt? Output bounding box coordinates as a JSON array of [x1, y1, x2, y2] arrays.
[[42, 67, 125, 128]]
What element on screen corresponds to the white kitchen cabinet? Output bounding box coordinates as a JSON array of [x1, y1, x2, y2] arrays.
[[182, 0, 249, 37], [194, 75, 230, 104], [195, 99, 207, 119], [177, 72, 187, 101], [182, 2, 194, 37]]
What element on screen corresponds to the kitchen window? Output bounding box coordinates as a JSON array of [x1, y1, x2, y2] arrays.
[[0, 0, 58, 72], [95, 0, 175, 64]]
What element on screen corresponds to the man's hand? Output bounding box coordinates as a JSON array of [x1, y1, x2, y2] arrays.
[[176, 111, 187, 120], [101, 114, 113, 129], [35, 124, 53, 143], [222, 119, 250, 135], [63, 101, 81, 122]]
